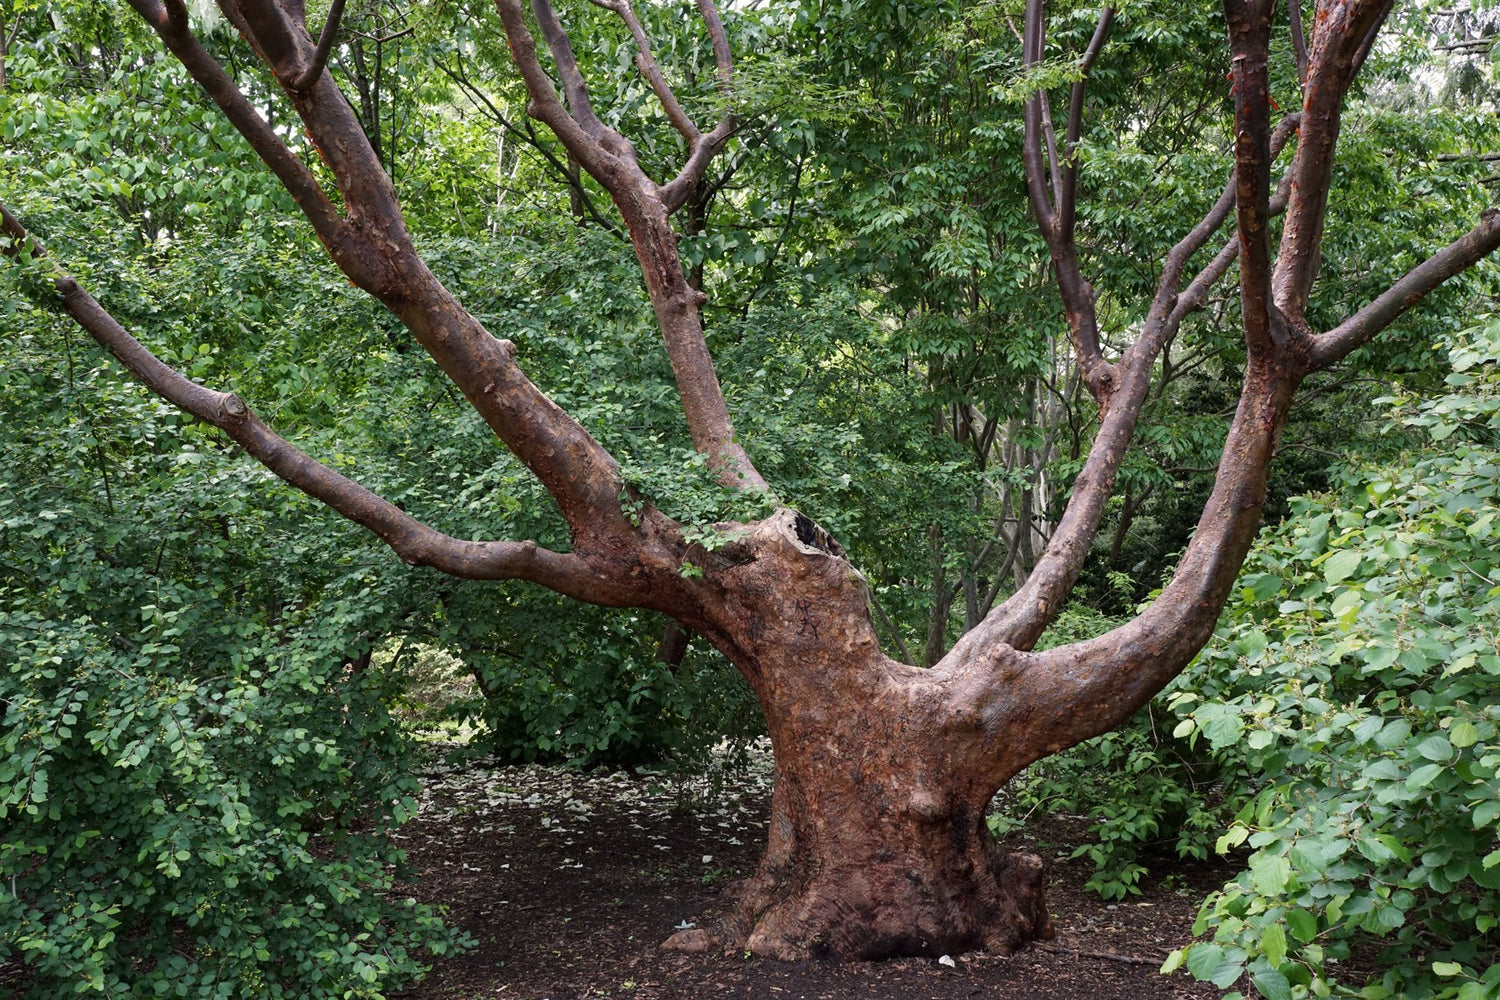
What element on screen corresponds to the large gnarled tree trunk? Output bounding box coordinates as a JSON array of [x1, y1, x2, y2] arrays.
[[4, 0, 1499, 961]]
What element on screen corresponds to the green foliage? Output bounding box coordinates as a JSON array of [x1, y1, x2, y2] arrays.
[[989, 591, 1226, 899], [1157, 319, 1500, 999], [445, 594, 763, 767], [0, 609, 467, 999], [0, 308, 470, 996]]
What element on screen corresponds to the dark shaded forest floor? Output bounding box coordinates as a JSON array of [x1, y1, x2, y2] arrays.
[[390, 742, 1234, 1000]]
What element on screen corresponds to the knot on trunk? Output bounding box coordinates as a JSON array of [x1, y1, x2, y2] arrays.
[[788, 509, 845, 559]]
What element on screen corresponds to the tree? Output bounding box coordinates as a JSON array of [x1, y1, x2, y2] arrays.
[[3, 0, 1498, 962]]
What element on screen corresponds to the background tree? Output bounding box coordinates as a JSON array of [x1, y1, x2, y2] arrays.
[[3, 0, 1499, 971]]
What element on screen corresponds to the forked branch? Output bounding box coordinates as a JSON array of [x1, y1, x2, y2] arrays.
[[1022, 0, 1116, 405], [492, 0, 766, 491], [293, 0, 347, 91]]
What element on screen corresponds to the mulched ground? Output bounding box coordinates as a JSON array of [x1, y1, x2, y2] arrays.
[[390, 742, 1237, 1000]]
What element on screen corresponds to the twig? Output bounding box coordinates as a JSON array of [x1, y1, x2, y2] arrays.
[[1041, 944, 1162, 967]]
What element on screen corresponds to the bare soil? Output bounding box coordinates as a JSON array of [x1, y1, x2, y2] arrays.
[[390, 744, 1235, 1000]]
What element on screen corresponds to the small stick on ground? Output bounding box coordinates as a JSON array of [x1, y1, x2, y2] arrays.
[[1041, 944, 1162, 967]]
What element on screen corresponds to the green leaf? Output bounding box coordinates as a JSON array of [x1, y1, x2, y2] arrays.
[[1261, 922, 1287, 967], [1416, 735, 1453, 761], [1186, 943, 1226, 981], [1251, 855, 1292, 896], [1286, 909, 1318, 944], [1373, 719, 1411, 749], [1432, 961, 1464, 977], [1217, 824, 1250, 855], [1450, 721, 1479, 748], [1324, 549, 1362, 584], [1406, 763, 1445, 791], [1253, 969, 1293, 1000]]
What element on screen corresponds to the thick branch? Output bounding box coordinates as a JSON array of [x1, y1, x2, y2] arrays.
[[695, 0, 734, 90], [660, 118, 735, 213], [959, 357, 1306, 783], [204, 0, 413, 269], [1309, 209, 1500, 370], [1021, 0, 1057, 234], [530, 0, 610, 139], [1152, 113, 1301, 328], [936, 116, 1302, 660], [1169, 135, 1299, 327]]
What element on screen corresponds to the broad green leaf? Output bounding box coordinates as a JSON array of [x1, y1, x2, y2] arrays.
[[1253, 969, 1293, 1000], [1450, 721, 1479, 748], [1251, 855, 1292, 896], [1324, 549, 1362, 584], [1186, 943, 1226, 981], [1261, 922, 1287, 967], [1406, 764, 1445, 791], [1286, 909, 1318, 944]]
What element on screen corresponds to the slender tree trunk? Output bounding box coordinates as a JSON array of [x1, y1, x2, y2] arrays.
[[923, 523, 951, 667]]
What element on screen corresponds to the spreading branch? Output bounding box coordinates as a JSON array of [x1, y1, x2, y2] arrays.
[[1310, 209, 1500, 369], [0, 206, 613, 601], [133, 0, 642, 535]]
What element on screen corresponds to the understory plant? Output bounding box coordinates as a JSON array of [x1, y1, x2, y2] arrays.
[[0, 302, 469, 998], [1159, 319, 1500, 999]]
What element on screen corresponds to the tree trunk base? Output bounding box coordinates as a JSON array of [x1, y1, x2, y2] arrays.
[[702, 849, 1051, 961]]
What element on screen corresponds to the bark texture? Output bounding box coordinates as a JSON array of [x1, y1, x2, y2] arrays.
[[662, 510, 1052, 959]]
